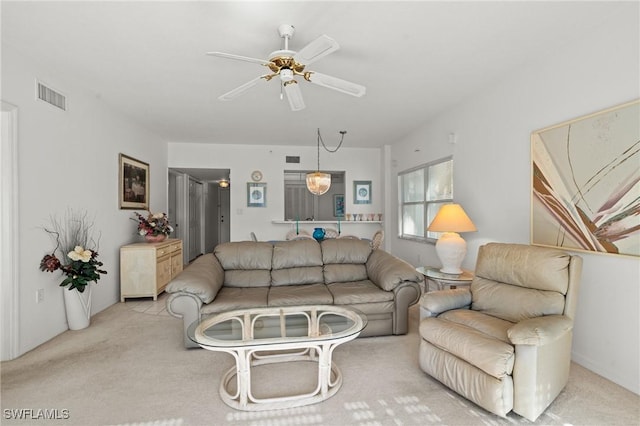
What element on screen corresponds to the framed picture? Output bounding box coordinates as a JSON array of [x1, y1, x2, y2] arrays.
[[531, 99, 639, 257], [247, 182, 267, 207], [353, 180, 372, 205], [333, 194, 345, 217], [119, 153, 149, 210]]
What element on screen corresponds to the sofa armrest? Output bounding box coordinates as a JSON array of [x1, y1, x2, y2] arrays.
[[166, 292, 202, 349], [366, 249, 423, 291], [420, 288, 472, 317], [166, 253, 224, 303], [508, 315, 573, 346]]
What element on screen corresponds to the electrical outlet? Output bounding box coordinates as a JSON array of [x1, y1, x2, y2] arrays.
[[36, 288, 44, 304]]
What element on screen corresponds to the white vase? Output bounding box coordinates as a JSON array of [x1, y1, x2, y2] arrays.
[[62, 286, 92, 330]]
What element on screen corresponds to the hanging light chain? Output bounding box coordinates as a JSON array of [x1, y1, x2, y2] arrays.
[[317, 128, 347, 154]]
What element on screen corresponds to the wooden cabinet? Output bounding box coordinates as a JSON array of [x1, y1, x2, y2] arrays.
[[120, 239, 183, 302]]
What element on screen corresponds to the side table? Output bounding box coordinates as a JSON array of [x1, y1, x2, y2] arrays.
[[416, 266, 474, 292]]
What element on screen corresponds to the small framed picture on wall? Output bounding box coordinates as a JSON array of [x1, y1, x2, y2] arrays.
[[334, 194, 345, 217], [353, 180, 372, 204], [119, 153, 149, 210], [247, 182, 267, 207]]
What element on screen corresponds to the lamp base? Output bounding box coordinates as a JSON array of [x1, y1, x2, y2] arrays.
[[435, 232, 467, 275]]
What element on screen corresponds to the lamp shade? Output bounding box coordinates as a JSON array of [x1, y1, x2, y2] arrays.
[[427, 204, 477, 233], [306, 171, 331, 195]]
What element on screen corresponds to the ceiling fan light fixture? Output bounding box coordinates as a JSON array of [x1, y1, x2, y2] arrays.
[[280, 68, 294, 82], [306, 171, 331, 196]]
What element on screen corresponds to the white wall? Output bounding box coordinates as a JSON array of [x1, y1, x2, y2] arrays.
[[389, 8, 639, 393], [2, 45, 168, 355], [168, 143, 382, 242]]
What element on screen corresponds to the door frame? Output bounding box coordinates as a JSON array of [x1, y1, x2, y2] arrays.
[[1, 101, 20, 360]]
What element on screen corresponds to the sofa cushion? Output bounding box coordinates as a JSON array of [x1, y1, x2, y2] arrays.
[[323, 264, 368, 284], [272, 239, 323, 269], [215, 241, 273, 288], [215, 241, 273, 271], [201, 287, 269, 315], [272, 266, 324, 286], [321, 239, 371, 264], [223, 270, 272, 288], [268, 283, 333, 306], [271, 240, 324, 286], [327, 280, 394, 304], [420, 317, 515, 379]]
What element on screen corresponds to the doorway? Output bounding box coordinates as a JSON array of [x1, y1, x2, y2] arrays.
[[168, 168, 230, 263]]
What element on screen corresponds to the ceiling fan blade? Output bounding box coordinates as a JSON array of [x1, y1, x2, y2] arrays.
[[218, 76, 265, 101], [284, 82, 306, 111], [306, 72, 366, 97], [207, 52, 272, 66], [293, 35, 339, 65]]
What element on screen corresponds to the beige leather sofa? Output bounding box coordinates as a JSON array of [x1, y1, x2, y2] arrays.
[[167, 238, 423, 348], [419, 243, 582, 422]]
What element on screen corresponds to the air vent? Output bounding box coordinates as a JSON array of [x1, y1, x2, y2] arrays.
[[36, 81, 67, 111], [286, 156, 300, 164]]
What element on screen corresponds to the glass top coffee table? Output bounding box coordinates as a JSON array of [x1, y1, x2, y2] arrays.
[[188, 305, 367, 411]]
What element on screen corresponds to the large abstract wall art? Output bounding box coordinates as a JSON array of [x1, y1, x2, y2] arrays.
[[531, 100, 639, 257]]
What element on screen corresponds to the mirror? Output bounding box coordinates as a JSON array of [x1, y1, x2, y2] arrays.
[[284, 171, 345, 221]]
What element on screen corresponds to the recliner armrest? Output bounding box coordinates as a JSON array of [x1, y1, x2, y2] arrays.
[[420, 288, 471, 316], [508, 315, 573, 346], [166, 253, 224, 303]]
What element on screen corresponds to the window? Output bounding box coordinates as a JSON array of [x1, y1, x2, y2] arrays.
[[398, 157, 453, 242]]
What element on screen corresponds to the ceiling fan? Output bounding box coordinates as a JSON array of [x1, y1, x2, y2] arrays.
[[208, 24, 366, 111]]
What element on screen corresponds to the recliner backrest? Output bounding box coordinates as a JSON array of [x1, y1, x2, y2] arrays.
[[470, 243, 574, 323]]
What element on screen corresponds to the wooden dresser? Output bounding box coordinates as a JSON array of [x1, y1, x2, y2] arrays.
[[120, 238, 183, 302]]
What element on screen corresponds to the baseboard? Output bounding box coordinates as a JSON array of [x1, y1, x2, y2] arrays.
[[572, 351, 639, 395]]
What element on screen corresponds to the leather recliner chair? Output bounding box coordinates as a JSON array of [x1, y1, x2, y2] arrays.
[[419, 242, 582, 421]]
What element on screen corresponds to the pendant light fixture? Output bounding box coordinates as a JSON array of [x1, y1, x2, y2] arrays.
[[306, 128, 346, 195]]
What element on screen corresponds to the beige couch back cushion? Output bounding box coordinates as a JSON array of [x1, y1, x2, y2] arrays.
[[321, 239, 371, 284], [271, 240, 324, 286], [215, 241, 273, 287], [471, 243, 571, 322]]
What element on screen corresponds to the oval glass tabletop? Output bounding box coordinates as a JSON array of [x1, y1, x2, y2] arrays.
[[187, 305, 367, 349]]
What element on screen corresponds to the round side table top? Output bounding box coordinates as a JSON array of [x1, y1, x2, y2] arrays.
[[416, 266, 474, 283]]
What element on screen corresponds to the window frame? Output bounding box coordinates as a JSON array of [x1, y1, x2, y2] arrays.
[[397, 156, 453, 243]]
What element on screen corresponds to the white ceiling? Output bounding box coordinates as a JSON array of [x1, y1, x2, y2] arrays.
[[1, 1, 629, 148]]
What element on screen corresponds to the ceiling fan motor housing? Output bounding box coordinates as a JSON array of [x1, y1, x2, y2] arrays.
[[278, 24, 295, 39]]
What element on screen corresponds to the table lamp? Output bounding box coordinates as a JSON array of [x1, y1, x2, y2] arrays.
[[427, 204, 477, 274]]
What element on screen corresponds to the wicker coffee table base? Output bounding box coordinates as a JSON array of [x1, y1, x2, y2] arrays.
[[215, 343, 345, 411]]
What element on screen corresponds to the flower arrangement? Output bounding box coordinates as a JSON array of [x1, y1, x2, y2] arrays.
[[132, 211, 173, 237], [39, 210, 107, 293]]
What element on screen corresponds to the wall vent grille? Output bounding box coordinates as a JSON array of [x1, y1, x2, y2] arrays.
[[286, 156, 300, 164], [36, 81, 67, 111]]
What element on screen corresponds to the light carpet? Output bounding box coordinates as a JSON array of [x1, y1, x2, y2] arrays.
[[1, 302, 638, 426]]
